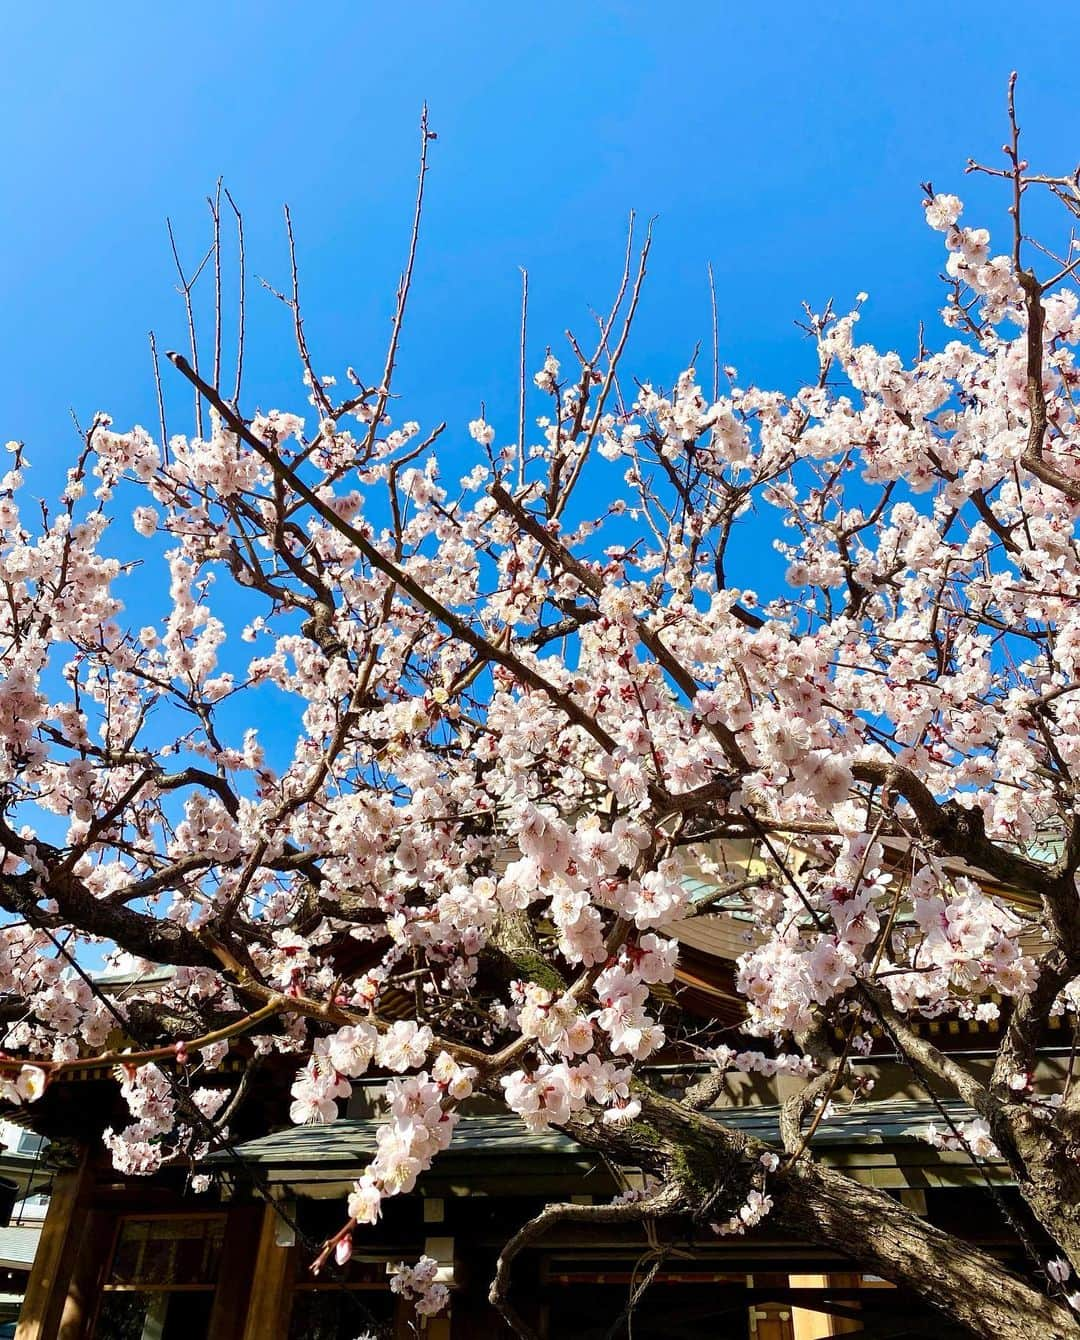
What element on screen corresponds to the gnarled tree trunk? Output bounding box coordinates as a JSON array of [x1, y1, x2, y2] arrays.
[[546, 1084, 1080, 1340]]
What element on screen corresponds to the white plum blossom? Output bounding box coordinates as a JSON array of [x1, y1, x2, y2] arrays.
[[389, 1254, 449, 1317]]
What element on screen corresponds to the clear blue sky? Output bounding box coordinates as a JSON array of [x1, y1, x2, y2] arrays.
[[2, 2, 1077, 478]]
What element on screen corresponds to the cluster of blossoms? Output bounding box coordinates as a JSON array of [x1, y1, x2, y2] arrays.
[[735, 839, 887, 1035], [706, 1045, 816, 1079], [710, 1188, 774, 1238], [288, 1021, 433, 1125], [495, 936, 679, 1130], [501, 1052, 641, 1130], [923, 193, 1023, 326], [922, 1116, 1000, 1161], [103, 1060, 228, 1175], [103, 1063, 178, 1175], [898, 873, 1037, 1004], [610, 1173, 663, 1205], [387, 1254, 449, 1317], [737, 833, 1037, 1034], [0, 1064, 46, 1107], [345, 1052, 476, 1229], [709, 1152, 781, 1237]]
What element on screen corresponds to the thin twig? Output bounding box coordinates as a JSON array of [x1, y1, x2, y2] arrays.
[[148, 331, 169, 465], [361, 103, 436, 457], [707, 260, 719, 403], [166, 217, 211, 438], [518, 265, 528, 487], [283, 203, 332, 418], [209, 177, 223, 394], [224, 186, 246, 405]]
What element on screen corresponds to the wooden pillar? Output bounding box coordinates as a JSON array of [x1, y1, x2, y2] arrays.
[[789, 1274, 861, 1339], [750, 1307, 794, 1340], [16, 1151, 95, 1340], [209, 1204, 263, 1340], [239, 1201, 294, 1340], [419, 1314, 451, 1340], [57, 1208, 112, 1340]]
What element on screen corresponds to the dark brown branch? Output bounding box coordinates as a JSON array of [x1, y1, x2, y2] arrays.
[[489, 1187, 685, 1340]]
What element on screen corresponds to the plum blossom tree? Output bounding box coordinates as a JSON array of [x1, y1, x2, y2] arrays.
[[4, 85, 1080, 1337]]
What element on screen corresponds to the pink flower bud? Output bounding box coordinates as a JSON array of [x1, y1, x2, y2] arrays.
[[335, 1235, 353, 1267]]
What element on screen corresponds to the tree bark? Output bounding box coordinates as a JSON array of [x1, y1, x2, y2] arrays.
[[1010, 1107, 1080, 1277], [554, 1084, 1080, 1340], [780, 1157, 1077, 1340]]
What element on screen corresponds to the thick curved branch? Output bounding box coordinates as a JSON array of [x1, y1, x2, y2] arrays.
[[852, 759, 1058, 897], [992, 951, 1072, 1097], [868, 989, 993, 1109], [0, 850, 216, 971], [489, 1186, 685, 1340]]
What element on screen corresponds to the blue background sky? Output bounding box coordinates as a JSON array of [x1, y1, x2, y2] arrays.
[[2, 2, 1077, 480]]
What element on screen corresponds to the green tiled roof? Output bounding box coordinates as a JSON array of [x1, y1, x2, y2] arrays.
[[213, 1099, 974, 1164], [209, 1113, 589, 1171], [720, 1098, 1009, 1189], [0, 1225, 40, 1270], [208, 1100, 1001, 1193], [717, 1097, 973, 1145]]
